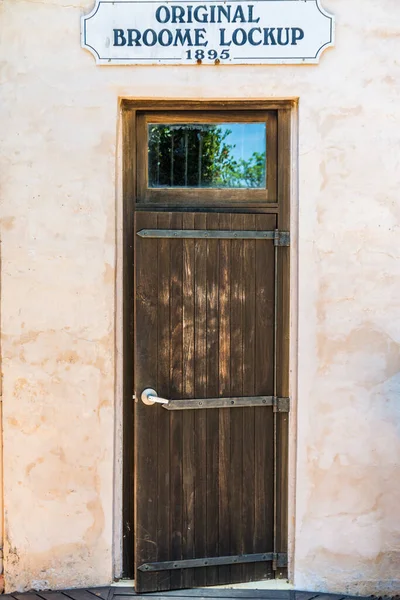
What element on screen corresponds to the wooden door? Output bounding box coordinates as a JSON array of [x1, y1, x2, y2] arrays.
[[134, 211, 288, 591], [126, 106, 290, 592]]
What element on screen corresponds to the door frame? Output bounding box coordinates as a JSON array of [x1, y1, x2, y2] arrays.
[[121, 99, 295, 581]]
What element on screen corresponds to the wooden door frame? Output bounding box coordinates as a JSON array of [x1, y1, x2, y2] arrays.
[[121, 99, 294, 580]]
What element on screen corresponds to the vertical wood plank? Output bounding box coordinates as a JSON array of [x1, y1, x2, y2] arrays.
[[122, 108, 136, 578], [229, 214, 244, 584], [205, 213, 220, 586], [193, 213, 207, 587], [275, 108, 291, 579], [182, 212, 195, 589], [254, 213, 276, 582], [169, 212, 184, 589], [134, 211, 159, 592], [156, 212, 171, 591], [241, 213, 256, 582], [135, 114, 148, 201], [217, 213, 231, 585], [267, 111, 278, 202]]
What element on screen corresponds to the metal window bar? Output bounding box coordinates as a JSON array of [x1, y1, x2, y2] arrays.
[[198, 131, 203, 187], [184, 130, 188, 187]]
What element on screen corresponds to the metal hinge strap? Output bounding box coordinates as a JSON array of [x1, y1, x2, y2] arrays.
[[137, 229, 290, 245], [138, 552, 288, 572], [274, 230, 290, 246], [273, 396, 290, 413], [272, 552, 288, 570]]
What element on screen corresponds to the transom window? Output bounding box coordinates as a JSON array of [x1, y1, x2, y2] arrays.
[[136, 111, 277, 208]]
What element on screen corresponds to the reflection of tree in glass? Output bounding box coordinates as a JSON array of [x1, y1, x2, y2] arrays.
[[148, 124, 266, 188]]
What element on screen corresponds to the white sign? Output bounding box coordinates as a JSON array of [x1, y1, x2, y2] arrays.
[[81, 0, 334, 65]]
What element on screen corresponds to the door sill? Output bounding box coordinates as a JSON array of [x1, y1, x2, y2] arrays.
[[206, 581, 293, 590], [112, 580, 293, 590]]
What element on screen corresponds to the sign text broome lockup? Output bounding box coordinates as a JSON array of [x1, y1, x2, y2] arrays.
[[81, 0, 335, 65]]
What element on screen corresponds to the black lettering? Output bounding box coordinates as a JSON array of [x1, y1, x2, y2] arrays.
[[232, 5, 246, 22], [291, 27, 304, 45], [209, 5, 216, 23], [217, 5, 231, 23], [173, 28, 194, 46], [127, 29, 141, 46], [194, 28, 208, 46], [277, 27, 290, 45], [171, 5, 185, 23], [247, 5, 260, 23], [155, 6, 170, 23], [232, 27, 247, 45], [219, 28, 232, 46], [143, 29, 157, 46], [113, 29, 126, 46], [263, 27, 277, 45], [194, 6, 208, 22], [248, 27, 262, 46], [158, 28, 173, 46]]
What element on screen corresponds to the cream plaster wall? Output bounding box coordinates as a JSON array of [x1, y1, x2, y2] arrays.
[[1, 0, 399, 595]]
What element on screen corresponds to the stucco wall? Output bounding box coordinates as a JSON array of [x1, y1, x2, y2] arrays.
[[1, 0, 399, 595]]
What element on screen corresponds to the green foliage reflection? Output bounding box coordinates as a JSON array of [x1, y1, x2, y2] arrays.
[[148, 124, 266, 189]]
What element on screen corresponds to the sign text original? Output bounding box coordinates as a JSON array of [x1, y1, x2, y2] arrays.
[[81, 0, 335, 65]]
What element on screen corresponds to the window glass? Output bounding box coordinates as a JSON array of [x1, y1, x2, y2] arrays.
[[148, 123, 266, 189]]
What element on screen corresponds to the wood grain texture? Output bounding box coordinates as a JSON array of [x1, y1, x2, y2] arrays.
[[275, 108, 291, 580], [254, 213, 276, 582], [193, 212, 208, 587], [134, 211, 159, 592], [157, 212, 172, 591], [182, 212, 196, 589], [122, 108, 136, 577], [122, 99, 296, 112], [135, 211, 279, 591], [169, 212, 184, 589], [229, 214, 244, 584], [242, 213, 256, 582], [217, 212, 232, 585], [205, 213, 220, 586]]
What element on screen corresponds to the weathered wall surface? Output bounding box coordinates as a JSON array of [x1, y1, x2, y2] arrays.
[[0, 0, 399, 595]]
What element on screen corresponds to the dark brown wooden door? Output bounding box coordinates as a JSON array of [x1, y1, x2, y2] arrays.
[[134, 210, 284, 592]]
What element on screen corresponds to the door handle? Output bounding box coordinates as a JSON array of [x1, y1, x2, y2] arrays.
[[141, 388, 169, 406]]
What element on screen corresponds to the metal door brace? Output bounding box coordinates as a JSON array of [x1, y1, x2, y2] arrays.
[[137, 228, 290, 246], [138, 552, 288, 572], [141, 389, 290, 412]]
